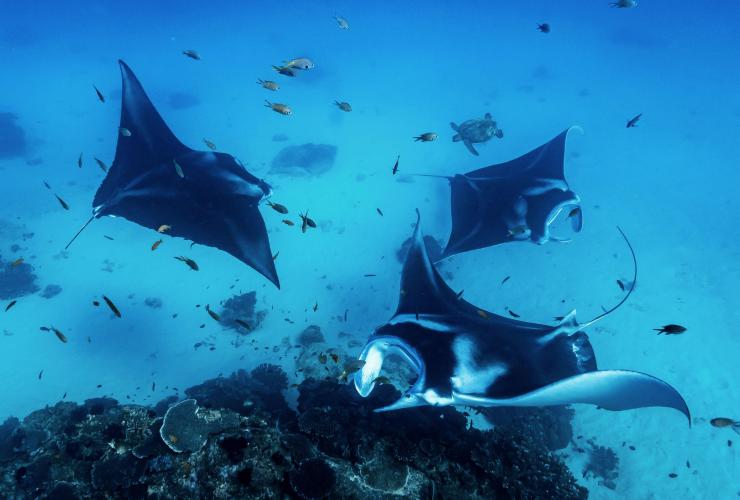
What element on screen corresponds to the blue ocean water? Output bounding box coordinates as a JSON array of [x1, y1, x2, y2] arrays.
[[1, 1, 739, 497]]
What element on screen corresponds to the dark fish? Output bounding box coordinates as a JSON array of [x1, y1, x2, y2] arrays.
[[5, 300, 17, 312], [63, 392, 67, 399], [392, 155, 400, 175], [38, 370, 43, 380], [174, 256, 199, 271], [282, 219, 295, 226], [183, 50, 201, 60], [508, 309, 521, 318], [364, 274, 376, 277], [55, 194, 70, 210], [330, 353, 339, 363], [92, 301, 100, 306], [102, 295, 122, 318], [11, 258, 24, 267], [413, 132, 438, 142], [96, 384, 102, 388], [455, 290, 464, 299], [51, 327, 68, 343], [151, 239, 163, 251], [205, 305, 221, 322], [668, 473, 678, 479], [267, 201, 289, 214], [710, 417, 740, 433], [617, 279, 625, 291], [203, 138, 216, 150], [272, 251, 279, 261], [377, 208, 383, 216], [501, 276, 510, 285], [537, 23, 551, 33], [627, 113, 642, 128], [344, 309, 348, 322], [234, 319, 251, 330], [654, 324, 686, 335], [313, 301, 318, 312], [77, 153, 83, 168], [272, 65, 296, 77], [152, 381, 156, 391], [94, 157, 109, 172], [93, 85, 105, 103], [318, 353, 327, 364], [43, 181, 51, 190], [104, 235, 114, 240]]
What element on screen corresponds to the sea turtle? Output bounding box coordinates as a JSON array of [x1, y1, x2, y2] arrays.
[[450, 113, 503, 156]]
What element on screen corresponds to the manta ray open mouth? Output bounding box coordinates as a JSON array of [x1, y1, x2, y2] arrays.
[[354, 335, 424, 399]]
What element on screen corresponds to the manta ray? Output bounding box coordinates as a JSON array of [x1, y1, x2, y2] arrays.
[[431, 127, 583, 259], [67, 60, 279, 287], [354, 211, 690, 423]]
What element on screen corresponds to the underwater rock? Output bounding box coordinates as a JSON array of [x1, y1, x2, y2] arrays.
[[583, 441, 619, 490], [0, 417, 21, 462], [0, 112, 26, 159], [144, 297, 163, 309], [289, 458, 336, 499], [39, 284, 62, 299], [296, 324, 325, 346], [218, 291, 266, 333], [0, 257, 39, 300], [481, 405, 574, 451], [167, 91, 200, 110], [0, 370, 587, 498], [269, 143, 337, 176], [159, 398, 240, 453]]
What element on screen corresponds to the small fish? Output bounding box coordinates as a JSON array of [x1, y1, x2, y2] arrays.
[[102, 295, 122, 318], [508, 309, 521, 318], [610, 0, 638, 8], [455, 290, 464, 299], [119, 127, 132, 137], [537, 23, 551, 33], [77, 153, 83, 168], [414, 132, 438, 142], [93, 85, 105, 103], [616, 279, 625, 291], [372, 376, 392, 385], [364, 274, 376, 277], [568, 207, 581, 219], [92, 301, 100, 307], [183, 50, 201, 60], [283, 57, 315, 70], [344, 309, 348, 322], [710, 418, 740, 434], [203, 138, 217, 150], [51, 327, 68, 343], [376, 208, 384, 216], [11, 258, 24, 267], [501, 276, 511, 285], [104, 235, 114, 240], [392, 155, 400, 175], [175, 256, 199, 271], [335, 101, 352, 112], [668, 473, 678, 479], [152, 381, 156, 391], [55, 194, 70, 210], [38, 370, 43, 380], [654, 324, 686, 335], [507, 225, 527, 237], [318, 353, 327, 365], [313, 301, 318, 312], [5, 300, 17, 312], [330, 353, 339, 363], [626, 113, 642, 128], [265, 101, 292, 115], [151, 239, 163, 251], [173, 159, 184, 178], [205, 305, 221, 322], [267, 201, 288, 214], [282, 219, 295, 226], [94, 157, 109, 172], [272, 251, 279, 261], [63, 392, 67, 399], [272, 65, 296, 77], [157, 224, 171, 233], [477, 309, 489, 319], [43, 181, 51, 190], [257, 79, 279, 91], [234, 319, 251, 330], [334, 15, 349, 30]]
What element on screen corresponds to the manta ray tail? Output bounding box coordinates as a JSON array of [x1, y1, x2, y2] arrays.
[[580, 226, 637, 329], [64, 215, 96, 250]]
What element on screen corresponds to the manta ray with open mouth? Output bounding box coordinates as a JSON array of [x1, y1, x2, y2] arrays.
[[354, 211, 689, 423]]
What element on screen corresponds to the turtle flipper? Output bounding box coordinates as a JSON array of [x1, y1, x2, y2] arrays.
[[463, 140, 479, 156], [450, 121, 459, 131]]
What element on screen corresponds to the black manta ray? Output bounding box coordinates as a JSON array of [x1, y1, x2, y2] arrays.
[[435, 127, 583, 259], [67, 61, 279, 287], [354, 212, 690, 423]]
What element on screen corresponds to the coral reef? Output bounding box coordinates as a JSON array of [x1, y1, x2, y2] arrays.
[[0, 366, 587, 499], [481, 405, 575, 451], [269, 143, 337, 176], [0, 112, 26, 159], [582, 440, 619, 490], [218, 291, 266, 334], [0, 256, 39, 300]]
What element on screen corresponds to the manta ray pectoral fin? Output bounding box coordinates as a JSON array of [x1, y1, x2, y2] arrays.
[[373, 393, 427, 413], [458, 370, 690, 424], [463, 140, 479, 156]]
